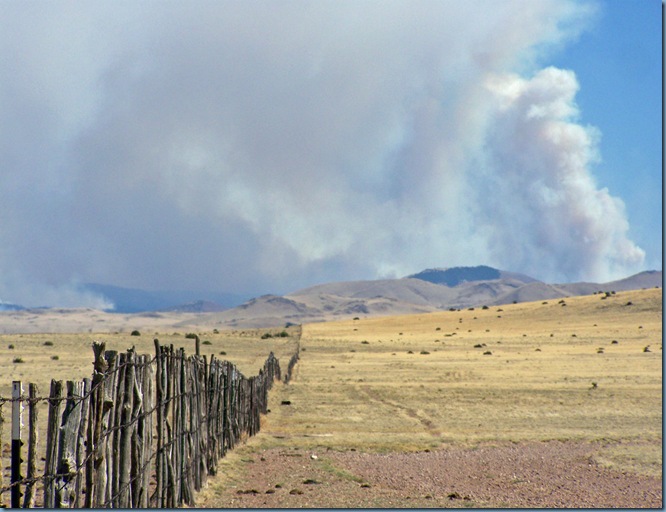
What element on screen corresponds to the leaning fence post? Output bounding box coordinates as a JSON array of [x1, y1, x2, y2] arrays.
[[11, 381, 24, 509]]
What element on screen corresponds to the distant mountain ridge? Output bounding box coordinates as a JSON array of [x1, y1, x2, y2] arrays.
[[0, 302, 26, 312], [83, 283, 249, 313], [408, 266, 538, 286], [203, 267, 662, 327], [1, 268, 660, 327]]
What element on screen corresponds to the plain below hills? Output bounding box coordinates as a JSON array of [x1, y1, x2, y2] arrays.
[[209, 267, 661, 328], [2, 266, 658, 333]]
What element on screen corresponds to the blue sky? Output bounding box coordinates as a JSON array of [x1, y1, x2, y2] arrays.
[[0, 0, 662, 307], [549, 0, 662, 271]]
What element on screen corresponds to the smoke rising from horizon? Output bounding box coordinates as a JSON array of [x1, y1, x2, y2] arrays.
[[0, 0, 648, 307]]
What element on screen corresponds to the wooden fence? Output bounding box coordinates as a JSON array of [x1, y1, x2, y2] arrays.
[[0, 338, 296, 508]]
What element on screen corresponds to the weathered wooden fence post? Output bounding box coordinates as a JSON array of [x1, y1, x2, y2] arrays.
[[43, 379, 63, 508], [85, 341, 107, 507], [98, 349, 118, 507], [55, 380, 86, 507], [11, 381, 23, 509], [22, 383, 38, 508], [117, 349, 135, 508]]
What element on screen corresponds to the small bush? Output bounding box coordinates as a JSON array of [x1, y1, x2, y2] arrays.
[[130, 330, 141, 336], [43, 341, 54, 346], [8, 344, 14, 349], [185, 333, 199, 339], [482, 305, 489, 310], [13, 357, 24, 363], [51, 355, 59, 360], [483, 351, 492, 355], [202, 340, 212, 345], [278, 331, 289, 337], [361, 340, 369, 344], [213, 329, 220, 334], [420, 351, 430, 355], [219, 351, 227, 355], [261, 333, 273, 339]]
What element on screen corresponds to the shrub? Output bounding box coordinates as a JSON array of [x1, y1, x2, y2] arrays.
[[8, 344, 14, 349], [130, 330, 141, 336], [261, 333, 273, 339], [213, 329, 220, 334], [185, 333, 198, 339], [202, 340, 212, 345], [13, 357, 24, 363], [219, 351, 227, 355], [51, 355, 59, 360], [278, 331, 289, 337], [43, 341, 54, 346]]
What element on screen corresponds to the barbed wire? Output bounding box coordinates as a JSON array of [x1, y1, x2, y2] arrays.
[[0, 336, 296, 509]]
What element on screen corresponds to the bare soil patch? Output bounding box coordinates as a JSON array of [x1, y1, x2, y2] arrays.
[[196, 440, 662, 508]]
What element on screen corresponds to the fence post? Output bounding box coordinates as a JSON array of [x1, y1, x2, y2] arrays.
[[11, 381, 23, 509], [22, 383, 38, 508], [43, 380, 63, 508]]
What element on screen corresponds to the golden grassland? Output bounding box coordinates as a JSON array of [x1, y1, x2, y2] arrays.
[[0, 288, 661, 487], [247, 288, 662, 477], [0, 326, 299, 398]]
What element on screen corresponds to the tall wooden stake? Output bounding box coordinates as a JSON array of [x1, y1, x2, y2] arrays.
[[11, 381, 23, 509]]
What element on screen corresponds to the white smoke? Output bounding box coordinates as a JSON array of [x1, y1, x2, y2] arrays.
[[0, 0, 648, 307], [476, 67, 645, 281]]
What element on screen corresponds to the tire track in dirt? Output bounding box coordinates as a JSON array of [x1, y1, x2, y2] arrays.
[[357, 385, 441, 437]]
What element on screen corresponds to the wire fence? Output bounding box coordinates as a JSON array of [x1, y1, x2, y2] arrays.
[[0, 336, 300, 508]]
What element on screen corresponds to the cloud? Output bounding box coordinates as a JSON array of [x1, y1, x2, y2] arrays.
[[0, 0, 645, 307]]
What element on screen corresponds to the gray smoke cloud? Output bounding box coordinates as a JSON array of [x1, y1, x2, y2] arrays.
[[0, 0, 646, 307]]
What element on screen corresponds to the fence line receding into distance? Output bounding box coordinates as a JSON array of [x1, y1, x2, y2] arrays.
[[0, 336, 300, 508]]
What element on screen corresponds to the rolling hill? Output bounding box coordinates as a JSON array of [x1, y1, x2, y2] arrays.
[[203, 267, 662, 328]]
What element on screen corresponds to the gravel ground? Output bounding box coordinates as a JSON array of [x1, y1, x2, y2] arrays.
[[196, 440, 662, 508]]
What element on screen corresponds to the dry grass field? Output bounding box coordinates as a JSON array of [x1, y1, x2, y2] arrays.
[[196, 287, 662, 507], [0, 288, 661, 507], [266, 287, 662, 450], [0, 327, 299, 398]]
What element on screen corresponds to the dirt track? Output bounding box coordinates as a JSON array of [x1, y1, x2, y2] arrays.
[[196, 440, 662, 508]]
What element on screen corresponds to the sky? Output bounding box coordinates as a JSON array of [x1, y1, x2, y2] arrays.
[[0, 0, 662, 308]]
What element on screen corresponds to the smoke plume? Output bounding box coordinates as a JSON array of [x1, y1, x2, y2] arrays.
[[0, 0, 646, 307]]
